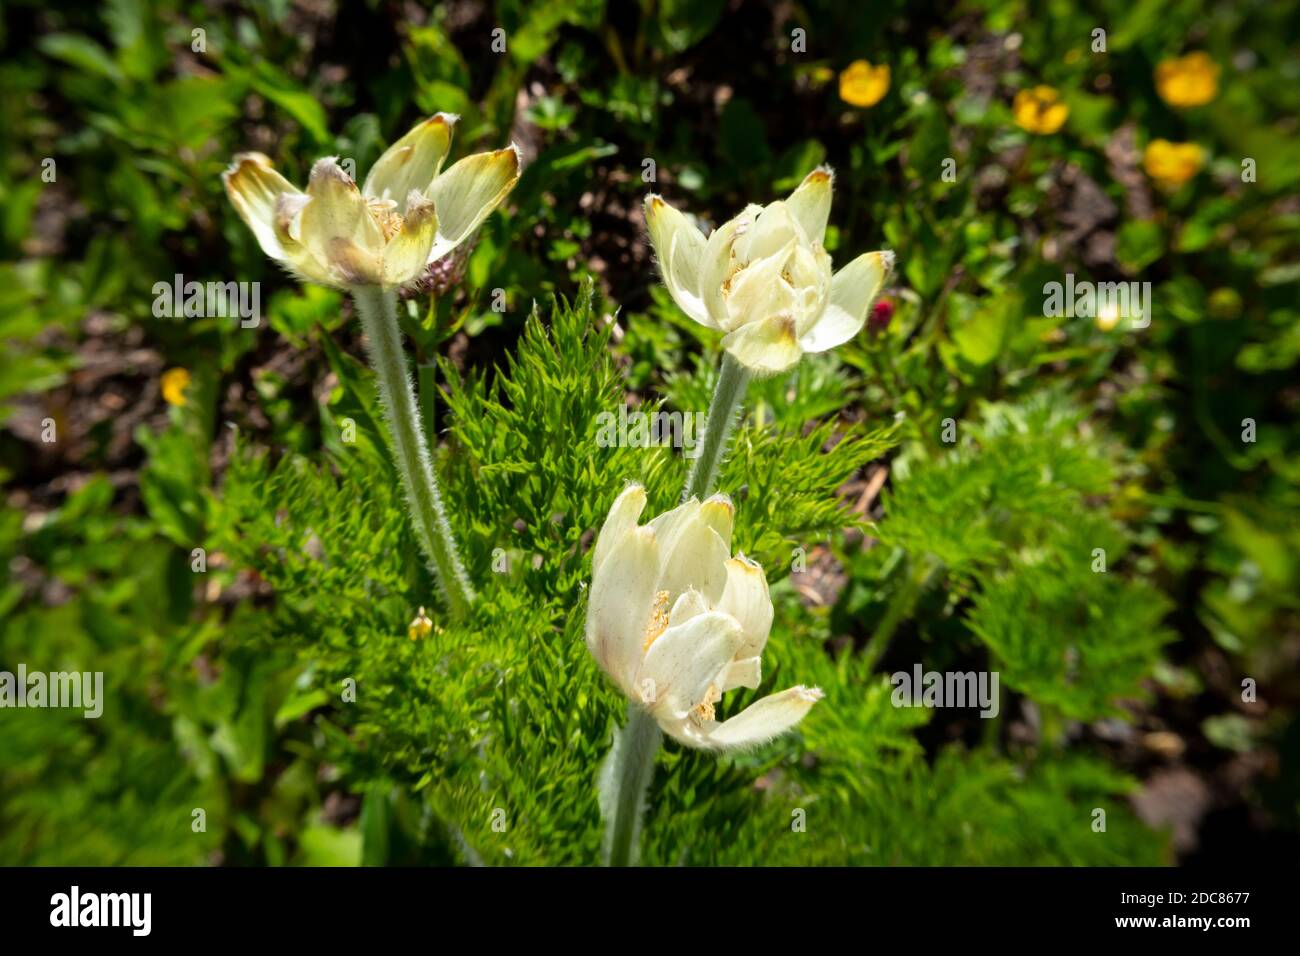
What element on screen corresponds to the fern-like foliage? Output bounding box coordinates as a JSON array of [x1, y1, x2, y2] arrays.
[[879, 392, 1173, 721], [208, 290, 1167, 865]]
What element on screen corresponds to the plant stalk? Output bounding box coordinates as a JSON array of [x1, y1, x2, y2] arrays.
[[600, 702, 662, 867], [352, 285, 474, 620], [600, 352, 749, 865], [682, 351, 751, 502]]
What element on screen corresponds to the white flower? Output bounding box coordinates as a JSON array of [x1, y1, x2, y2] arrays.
[[223, 113, 520, 289], [644, 168, 893, 374], [585, 484, 823, 751]]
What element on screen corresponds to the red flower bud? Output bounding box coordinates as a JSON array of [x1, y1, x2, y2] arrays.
[[868, 297, 894, 333]]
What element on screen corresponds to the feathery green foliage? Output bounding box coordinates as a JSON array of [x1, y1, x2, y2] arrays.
[[198, 291, 1168, 864]]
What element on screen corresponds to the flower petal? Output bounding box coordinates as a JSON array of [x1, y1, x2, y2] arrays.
[[785, 167, 833, 245], [700, 214, 746, 328], [637, 610, 744, 720], [736, 201, 796, 264], [363, 113, 456, 210], [223, 153, 302, 260], [270, 195, 334, 285], [799, 250, 893, 353], [427, 145, 521, 262], [788, 243, 833, 333], [667, 587, 709, 628], [273, 192, 308, 245], [721, 312, 803, 374], [645, 195, 713, 328], [648, 500, 730, 605], [717, 555, 773, 657], [586, 525, 659, 695], [593, 483, 648, 576], [701, 685, 824, 751], [719, 656, 762, 692], [299, 158, 386, 286], [381, 191, 439, 286], [722, 239, 798, 331], [697, 494, 734, 550]]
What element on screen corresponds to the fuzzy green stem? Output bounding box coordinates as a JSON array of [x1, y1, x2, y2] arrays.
[[599, 702, 662, 867], [682, 351, 751, 502], [597, 354, 749, 866], [352, 285, 474, 619]]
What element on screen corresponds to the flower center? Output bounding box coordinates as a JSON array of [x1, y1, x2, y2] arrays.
[[693, 684, 721, 723], [367, 198, 404, 242], [641, 590, 671, 653]]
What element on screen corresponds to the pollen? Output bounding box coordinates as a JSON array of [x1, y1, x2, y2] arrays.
[[642, 590, 671, 652], [693, 684, 721, 723], [367, 198, 405, 241]]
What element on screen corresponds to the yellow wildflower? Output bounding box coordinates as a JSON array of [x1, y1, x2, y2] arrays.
[[1143, 139, 1205, 188], [839, 60, 890, 108], [161, 368, 191, 407], [1155, 52, 1219, 108], [1013, 86, 1069, 134]]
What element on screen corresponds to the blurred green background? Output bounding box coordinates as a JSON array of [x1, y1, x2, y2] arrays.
[[1, 0, 1297, 865]]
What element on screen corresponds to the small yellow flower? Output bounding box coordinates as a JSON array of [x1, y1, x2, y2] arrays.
[[1013, 86, 1069, 134], [161, 367, 191, 407], [408, 606, 433, 640], [1155, 52, 1219, 108], [1143, 139, 1205, 188], [839, 60, 890, 108]]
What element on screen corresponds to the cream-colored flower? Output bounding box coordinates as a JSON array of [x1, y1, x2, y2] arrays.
[[585, 484, 823, 751], [644, 169, 893, 375], [223, 114, 520, 289]]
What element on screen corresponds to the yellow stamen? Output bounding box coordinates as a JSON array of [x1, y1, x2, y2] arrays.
[[693, 684, 720, 723], [642, 590, 671, 652], [367, 198, 405, 241]]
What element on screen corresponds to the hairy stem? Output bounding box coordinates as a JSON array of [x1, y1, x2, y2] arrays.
[[597, 352, 751, 865], [599, 702, 662, 867], [682, 351, 751, 502], [352, 285, 474, 619]]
